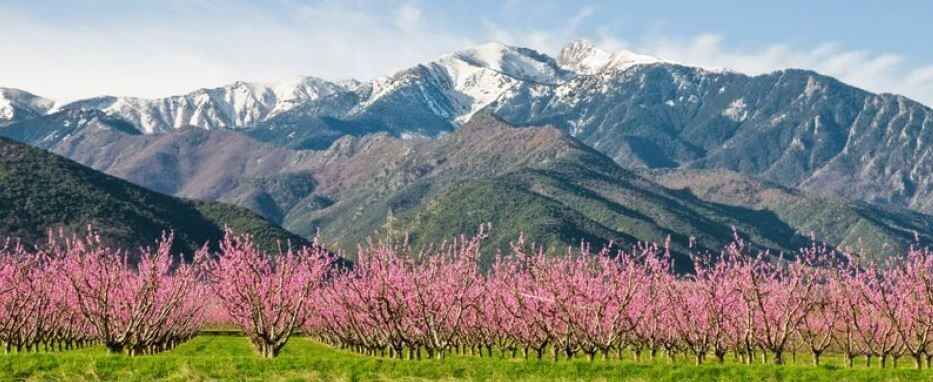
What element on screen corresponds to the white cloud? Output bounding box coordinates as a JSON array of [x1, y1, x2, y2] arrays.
[[0, 2, 469, 101], [566, 6, 594, 33], [480, 5, 595, 54], [0, 2, 931, 107], [908, 66, 933, 85], [394, 3, 423, 33]]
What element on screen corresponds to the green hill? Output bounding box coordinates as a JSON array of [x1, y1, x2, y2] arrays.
[[0, 136, 306, 257]]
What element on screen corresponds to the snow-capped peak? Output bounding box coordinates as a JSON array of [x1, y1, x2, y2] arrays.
[[356, 42, 574, 125], [263, 76, 348, 114], [0, 87, 55, 123], [558, 40, 664, 75], [200, 75, 344, 112], [444, 42, 568, 84]]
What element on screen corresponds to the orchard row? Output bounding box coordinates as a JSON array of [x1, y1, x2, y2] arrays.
[[3, 229, 933, 369]]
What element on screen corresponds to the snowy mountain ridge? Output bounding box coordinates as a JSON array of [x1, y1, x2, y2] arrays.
[[0, 88, 56, 125], [51, 76, 348, 134], [0, 41, 663, 132]]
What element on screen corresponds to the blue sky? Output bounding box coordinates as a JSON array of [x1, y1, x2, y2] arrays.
[[1, 0, 931, 105]]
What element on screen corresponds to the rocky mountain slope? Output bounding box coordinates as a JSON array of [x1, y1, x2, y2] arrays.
[[644, 168, 933, 260], [7, 112, 932, 265], [490, 57, 933, 214]]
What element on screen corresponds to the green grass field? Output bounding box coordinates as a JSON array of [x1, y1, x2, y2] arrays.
[[2, 335, 932, 381]]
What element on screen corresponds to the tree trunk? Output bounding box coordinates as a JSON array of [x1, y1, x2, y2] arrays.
[[105, 342, 124, 354], [564, 346, 575, 360], [259, 342, 279, 358], [812, 351, 821, 366], [914, 353, 924, 369]]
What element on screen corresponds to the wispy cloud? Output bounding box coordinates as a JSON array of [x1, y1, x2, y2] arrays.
[[0, 1, 471, 100], [394, 3, 423, 33], [0, 2, 931, 106]]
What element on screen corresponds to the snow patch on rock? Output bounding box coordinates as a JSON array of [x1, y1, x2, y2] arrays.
[[558, 40, 664, 75], [723, 98, 748, 121]]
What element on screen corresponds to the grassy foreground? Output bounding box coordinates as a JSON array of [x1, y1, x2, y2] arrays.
[[1, 335, 932, 382]]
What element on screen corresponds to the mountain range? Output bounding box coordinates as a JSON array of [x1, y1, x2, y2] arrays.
[[2, 40, 933, 261]]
